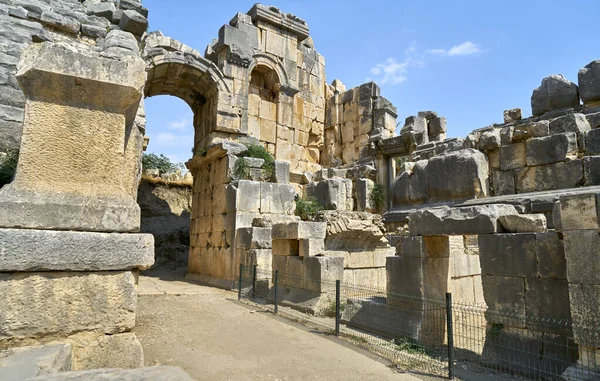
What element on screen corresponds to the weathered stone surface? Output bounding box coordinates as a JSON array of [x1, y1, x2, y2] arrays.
[[273, 160, 290, 183], [584, 156, 600, 186], [25, 366, 195, 381], [499, 142, 526, 170], [86, 2, 115, 20], [585, 128, 600, 155], [559, 193, 599, 230], [307, 178, 351, 210], [0, 229, 154, 271], [499, 214, 547, 233], [298, 238, 324, 257], [272, 221, 327, 240], [525, 132, 578, 166], [259, 182, 295, 214], [428, 116, 446, 135], [322, 210, 388, 250], [69, 332, 143, 370], [535, 232, 566, 280], [236, 227, 271, 249], [492, 170, 515, 195], [515, 160, 583, 193], [549, 113, 591, 135], [531, 74, 580, 116], [119, 10, 147, 36], [482, 275, 526, 319], [40, 11, 80, 35], [479, 233, 537, 277], [525, 277, 572, 322], [236, 180, 261, 212], [355, 178, 374, 212], [512, 121, 549, 141], [479, 129, 501, 150], [563, 230, 600, 285], [408, 204, 519, 235], [0, 271, 136, 341], [503, 108, 522, 123], [426, 149, 489, 201], [391, 160, 428, 206], [0, 344, 71, 381], [578, 60, 600, 104], [81, 24, 107, 39], [568, 283, 600, 346]]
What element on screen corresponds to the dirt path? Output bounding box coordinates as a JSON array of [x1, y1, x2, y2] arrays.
[[135, 272, 426, 381]]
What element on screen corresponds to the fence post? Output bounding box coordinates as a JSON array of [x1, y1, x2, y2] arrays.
[[335, 280, 341, 336], [252, 264, 257, 300], [446, 292, 454, 380], [238, 264, 243, 300], [274, 269, 279, 314]]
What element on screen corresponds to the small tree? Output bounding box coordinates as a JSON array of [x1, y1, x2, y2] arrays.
[[295, 196, 324, 221], [142, 153, 183, 175], [369, 183, 387, 213]]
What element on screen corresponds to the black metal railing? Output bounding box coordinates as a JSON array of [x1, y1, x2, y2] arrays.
[[237, 265, 599, 380]]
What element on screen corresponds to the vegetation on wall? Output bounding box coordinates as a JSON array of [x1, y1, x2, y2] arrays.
[[0, 149, 18, 187], [239, 144, 275, 176], [295, 196, 324, 221], [142, 153, 184, 175], [369, 182, 387, 213]]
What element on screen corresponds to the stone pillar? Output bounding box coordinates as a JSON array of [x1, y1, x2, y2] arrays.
[[0, 42, 146, 232], [0, 42, 153, 369], [558, 193, 600, 379]]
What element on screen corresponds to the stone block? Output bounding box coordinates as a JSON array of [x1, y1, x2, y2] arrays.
[[236, 180, 261, 212], [525, 278, 572, 323], [69, 332, 143, 370], [119, 10, 147, 36], [584, 156, 600, 186], [531, 74, 580, 116], [479, 129, 501, 150], [559, 193, 598, 230], [272, 239, 299, 256], [586, 111, 600, 129], [25, 366, 195, 381], [481, 275, 525, 322], [535, 232, 567, 280], [272, 221, 327, 240], [298, 238, 324, 257], [585, 128, 600, 155], [408, 204, 519, 236], [492, 170, 515, 195], [426, 149, 489, 201], [450, 251, 481, 278], [498, 214, 547, 233], [355, 178, 374, 212], [428, 117, 446, 135], [515, 160, 583, 193], [236, 227, 271, 249], [478, 233, 537, 277], [0, 271, 136, 341], [549, 113, 591, 135], [40, 11, 80, 35], [503, 108, 522, 123], [568, 283, 600, 346], [526, 132, 578, 166], [310, 178, 350, 210], [273, 160, 290, 183], [563, 230, 600, 285], [578, 60, 600, 104], [86, 3, 116, 20], [391, 160, 429, 206], [512, 121, 550, 142], [0, 344, 71, 380], [386, 256, 424, 297], [0, 229, 154, 272], [259, 182, 295, 215], [499, 142, 526, 170]]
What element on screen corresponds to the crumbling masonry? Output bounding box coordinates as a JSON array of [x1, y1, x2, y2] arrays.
[[0, 1, 598, 379]]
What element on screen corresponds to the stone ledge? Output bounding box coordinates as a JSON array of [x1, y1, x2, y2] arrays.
[[0, 228, 154, 272]]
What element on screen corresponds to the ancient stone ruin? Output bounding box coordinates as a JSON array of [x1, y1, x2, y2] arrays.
[[0, 0, 599, 379]]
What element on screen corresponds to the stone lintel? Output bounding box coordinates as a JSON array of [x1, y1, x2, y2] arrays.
[[186, 140, 246, 171], [0, 228, 154, 272], [247, 4, 309, 41]]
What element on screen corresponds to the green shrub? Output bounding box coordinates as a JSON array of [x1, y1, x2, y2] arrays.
[[239, 143, 275, 177], [295, 196, 324, 221], [369, 182, 387, 213], [0, 149, 18, 186], [234, 156, 250, 179], [142, 153, 183, 174]]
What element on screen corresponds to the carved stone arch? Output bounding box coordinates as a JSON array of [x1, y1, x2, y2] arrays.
[[249, 53, 291, 91]]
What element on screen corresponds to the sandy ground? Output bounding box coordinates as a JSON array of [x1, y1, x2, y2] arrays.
[[135, 270, 426, 381]]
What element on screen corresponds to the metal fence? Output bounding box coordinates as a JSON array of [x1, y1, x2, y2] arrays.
[[237, 264, 599, 380]]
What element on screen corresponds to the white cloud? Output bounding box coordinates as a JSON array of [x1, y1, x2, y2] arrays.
[[427, 41, 482, 56], [154, 132, 193, 147], [168, 117, 191, 131], [368, 41, 423, 86]]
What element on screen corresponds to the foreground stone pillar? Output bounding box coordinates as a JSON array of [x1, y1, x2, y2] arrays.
[[0, 41, 153, 370]]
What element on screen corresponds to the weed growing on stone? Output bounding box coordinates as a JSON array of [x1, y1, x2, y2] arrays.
[[295, 196, 324, 221], [0, 149, 18, 186], [369, 182, 387, 213], [239, 144, 275, 177]]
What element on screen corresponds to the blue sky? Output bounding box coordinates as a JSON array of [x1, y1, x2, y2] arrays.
[[143, 0, 600, 164]]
